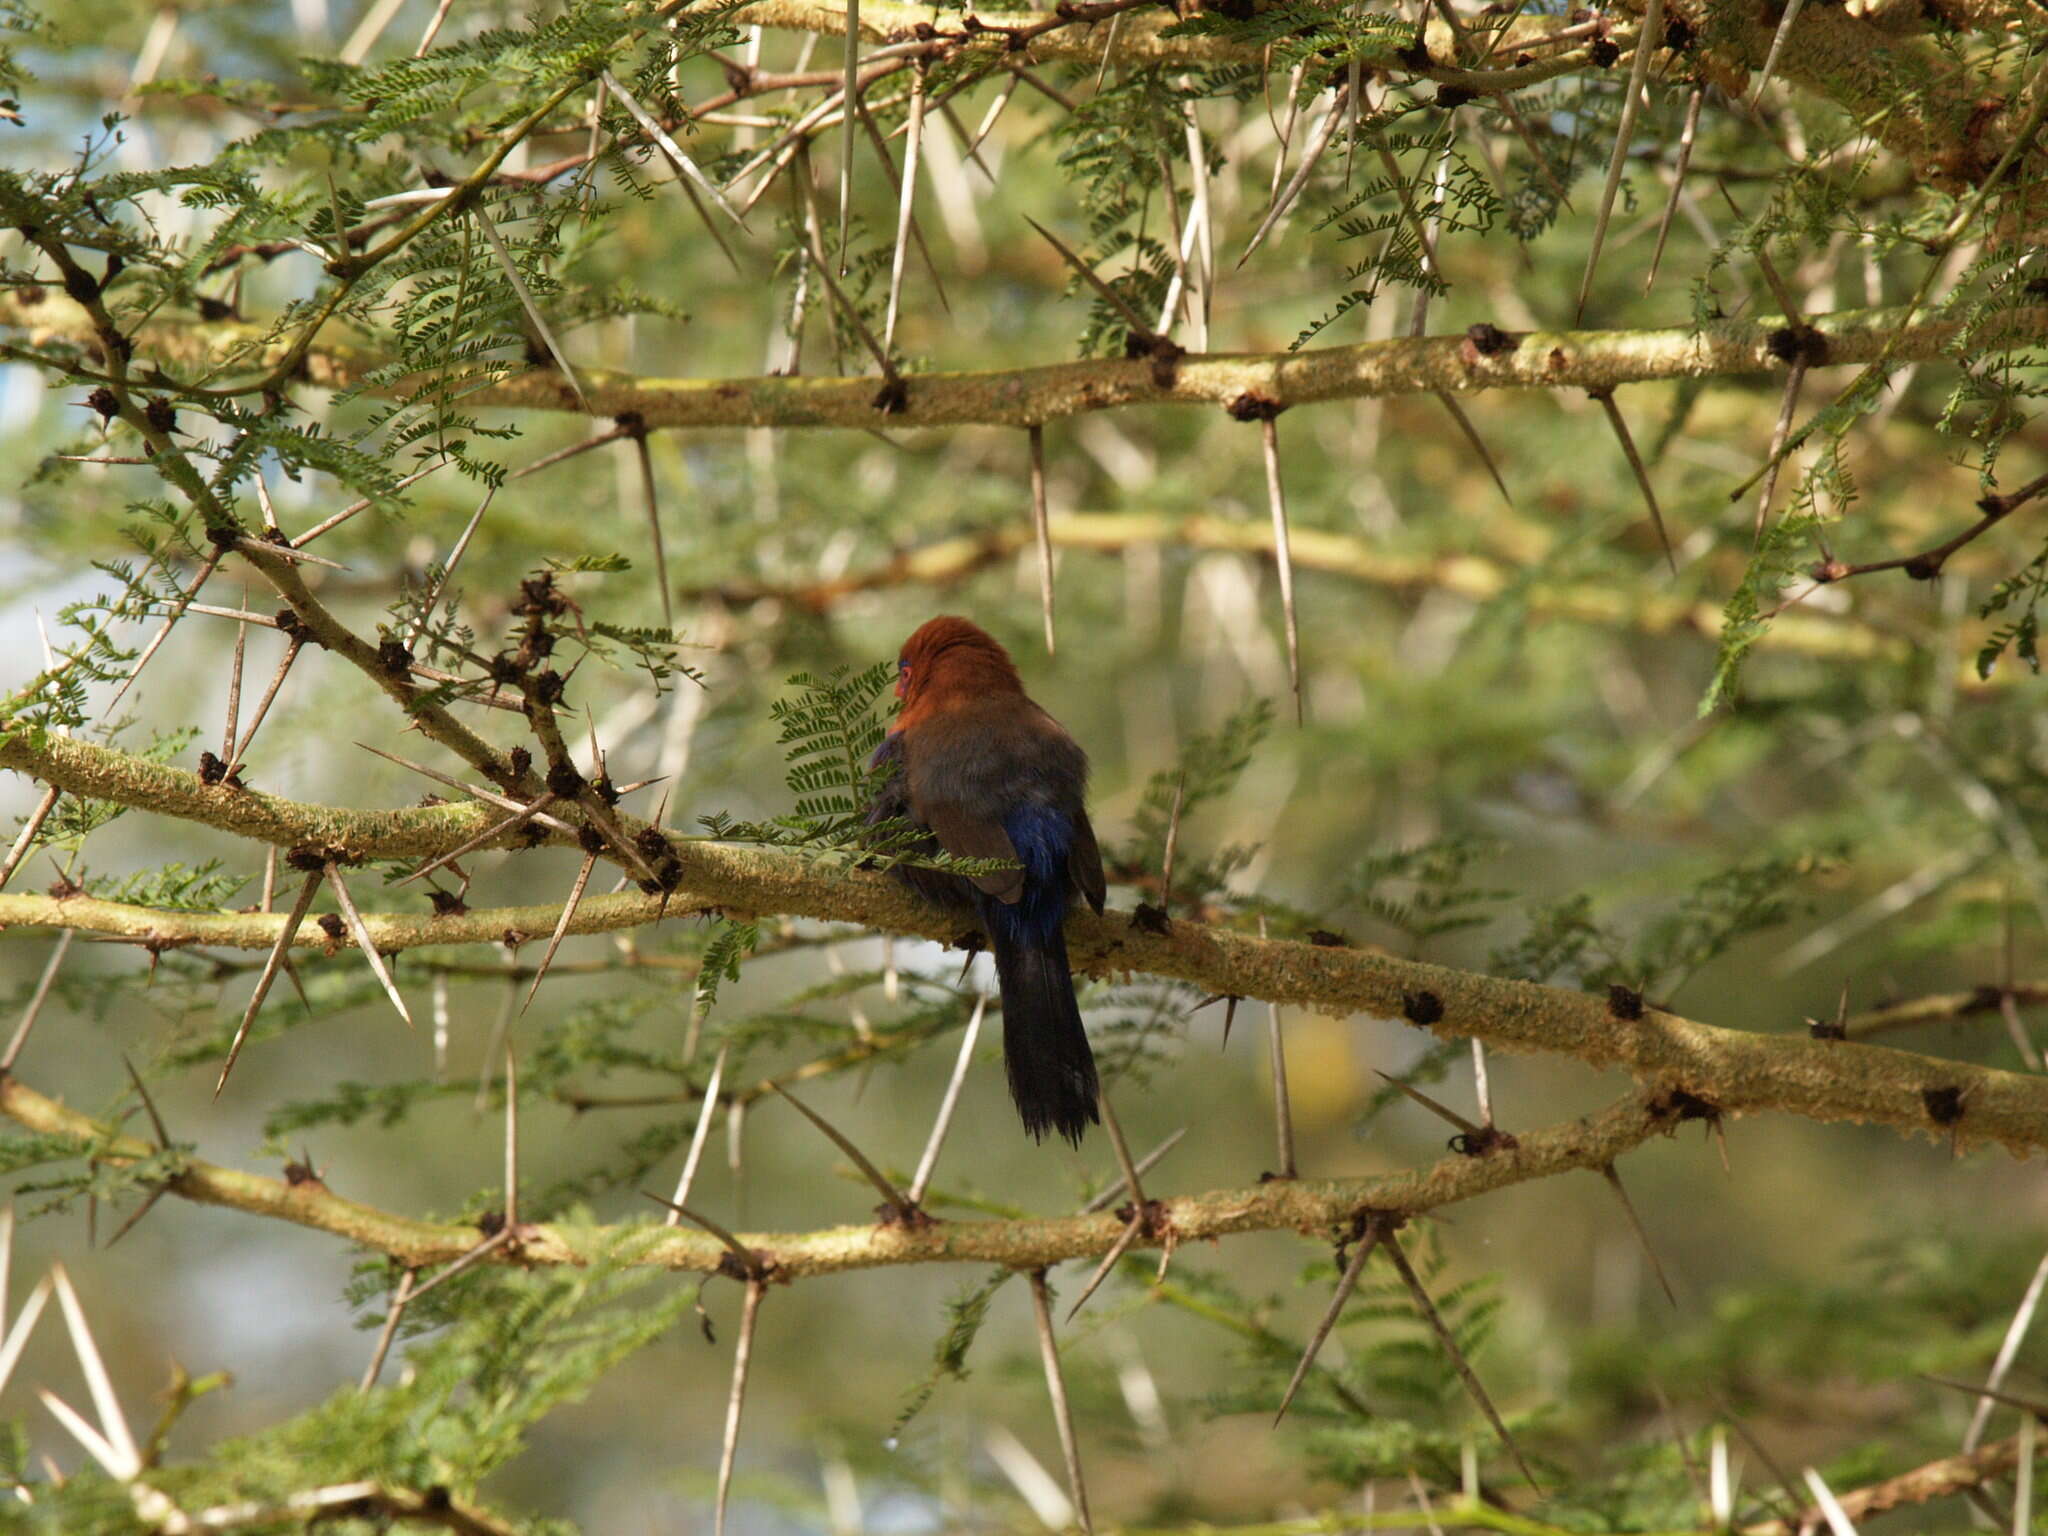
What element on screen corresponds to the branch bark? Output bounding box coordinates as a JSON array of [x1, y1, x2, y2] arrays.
[[0, 1075, 1668, 1275], [5, 729, 2048, 1158], [685, 510, 2020, 687], [7, 292, 2041, 432]]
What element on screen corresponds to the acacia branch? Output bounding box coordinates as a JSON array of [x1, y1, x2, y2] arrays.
[[7, 293, 2041, 432], [684, 510, 2021, 686], [726, 0, 1601, 85], [0, 1077, 1666, 1275], [5, 729, 2048, 1156]]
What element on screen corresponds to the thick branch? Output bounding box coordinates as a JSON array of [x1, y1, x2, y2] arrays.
[[5, 727, 2048, 1157], [723, 0, 1612, 87], [7, 292, 2041, 431], [0, 1077, 1667, 1275]]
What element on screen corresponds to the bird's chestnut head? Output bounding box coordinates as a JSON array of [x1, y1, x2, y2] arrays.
[[894, 615, 1024, 713]]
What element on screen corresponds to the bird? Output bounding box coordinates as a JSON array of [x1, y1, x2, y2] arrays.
[[867, 616, 1107, 1144]]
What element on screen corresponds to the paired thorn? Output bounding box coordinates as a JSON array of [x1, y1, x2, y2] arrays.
[[1065, 1210, 1147, 1323], [1239, 85, 1350, 266], [1591, 389, 1679, 574], [223, 601, 247, 765], [1752, 357, 1811, 543], [1259, 416, 1304, 727], [716, 1277, 768, 1536], [2, 929, 74, 1075], [215, 871, 322, 1096], [907, 992, 987, 1208], [1574, 0, 1667, 324], [360, 1267, 418, 1392], [398, 793, 561, 888], [838, 0, 860, 270], [521, 851, 598, 1015], [601, 69, 750, 232], [1376, 1070, 1485, 1138], [1028, 1270, 1094, 1535], [628, 431, 673, 632], [881, 61, 927, 356], [772, 1084, 917, 1224], [0, 787, 62, 894], [356, 744, 574, 831], [293, 460, 447, 549], [1383, 1229, 1541, 1492], [1258, 918, 1298, 1179], [1158, 772, 1186, 918], [103, 1056, 174, 1249], [1433, 394, 1515, 512], [503, 1040, 520, 1230], [509, 426, 634, 481], [225, 635, 305, 781], [1079, 1127, 1187, 1216], [1749, 0, 1808, 105], [666, 1043, 730, 1223], [1599, 1163, 1678, 1307], [1024, 216, 1159, 345], [643, 1192, 766, 1278], [111, 549, 223, 707], [470, 201, 591, 415], [1028, 425, 1056, 656], [327, 862, 412, 1027], [1645, 87, 1705, 295], [1274, 1213, 1387, 1423]]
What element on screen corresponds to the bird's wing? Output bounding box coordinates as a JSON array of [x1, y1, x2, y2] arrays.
[[864, 733, 910, 825], [1069, 808, 1107, 915], [924, 804, 1028, 904]]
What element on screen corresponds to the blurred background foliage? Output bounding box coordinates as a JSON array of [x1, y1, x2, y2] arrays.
[[0, 0, 2045, 1528]]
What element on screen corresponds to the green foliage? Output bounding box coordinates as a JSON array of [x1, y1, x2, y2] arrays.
[[1339, 834, 1512, 956]]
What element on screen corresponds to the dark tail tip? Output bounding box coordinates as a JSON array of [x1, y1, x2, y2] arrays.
[[992, 932, 1099, 1145]]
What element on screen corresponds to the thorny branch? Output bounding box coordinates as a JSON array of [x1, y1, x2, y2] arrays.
[[7, 293, 2043, 433], [5, 728, 2048, 1155]]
